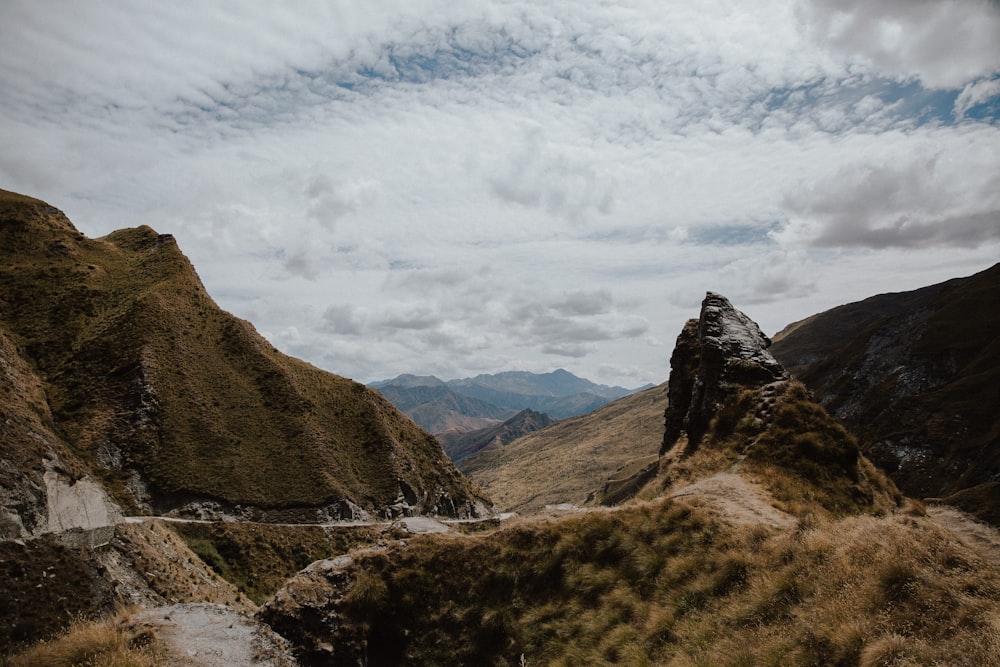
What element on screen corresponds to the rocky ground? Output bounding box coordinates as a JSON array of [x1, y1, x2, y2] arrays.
[[130, 604, 297, 667]]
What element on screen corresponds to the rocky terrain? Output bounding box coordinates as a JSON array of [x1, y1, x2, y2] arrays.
[[771, 263, 1000, 525], [661, 291, 788, 455], [258, 293, 999, 666]]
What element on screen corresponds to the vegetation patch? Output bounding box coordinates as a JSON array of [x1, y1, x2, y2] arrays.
[[3, 609, 163, 667], [270, 500, 1000, 666], [170, 521, 399, 604]]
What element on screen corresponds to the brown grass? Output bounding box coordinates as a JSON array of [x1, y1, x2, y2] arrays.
[[4, 610, 163, 667], [267, 497, 1000, 666], [169, 520, 402, 604], [464, 383, 668, 512]]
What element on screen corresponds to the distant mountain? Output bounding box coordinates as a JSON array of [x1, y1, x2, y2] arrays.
[[450, 369, 633, 399], [372, 369, 643, 433], [371, 373, 446, 389], [771, 263, 1000, 525], [437, 409, 556, 465], [0, 189, 491, 526], [461, 383, 668, 512], [374, 384, 515, 434]]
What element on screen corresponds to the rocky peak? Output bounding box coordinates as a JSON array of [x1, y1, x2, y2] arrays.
[[662, 292, 788, 453]]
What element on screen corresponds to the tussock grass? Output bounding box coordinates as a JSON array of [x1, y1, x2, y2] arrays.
[[3, 610, 162, 667], [282, 499, 1000, 666], [658, 381, 902, 521]]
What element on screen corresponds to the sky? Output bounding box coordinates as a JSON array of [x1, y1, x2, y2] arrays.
[[2, 1, 998, 388]]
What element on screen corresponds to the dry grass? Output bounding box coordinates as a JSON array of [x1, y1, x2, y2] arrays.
[[169, 520, 402, 604], [464, 383, 667, 512], [272, 498, 1000, 666], [4, 610, 163, 667]]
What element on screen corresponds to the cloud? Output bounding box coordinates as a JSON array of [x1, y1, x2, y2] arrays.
[[2, 1, 998, 389], [489, 125, 616, 221], [800, 0, 1000, 88], [781, 151, 1000, 249], [322, 305, 365, 335], [304, 174, 379, 229], [954, 77, 1000, 119]]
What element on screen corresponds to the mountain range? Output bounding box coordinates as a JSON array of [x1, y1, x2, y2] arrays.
[[371, 369, 647, 436]]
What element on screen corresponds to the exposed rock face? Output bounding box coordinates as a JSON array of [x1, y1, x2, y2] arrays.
[[662, 292, 788, 453], [257, 555, 369, 666]]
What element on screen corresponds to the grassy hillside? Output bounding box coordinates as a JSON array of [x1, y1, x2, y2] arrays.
[[260, 365, 998, 666], [262, 497, 1000, 666], [0, 189, 488, 517], [462, 383, 667, 512]]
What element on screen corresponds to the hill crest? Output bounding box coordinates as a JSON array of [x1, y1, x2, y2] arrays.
[[0, 189, 491, 529]]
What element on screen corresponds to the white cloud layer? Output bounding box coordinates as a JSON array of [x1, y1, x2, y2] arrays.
[[1, 1, 998, 387]]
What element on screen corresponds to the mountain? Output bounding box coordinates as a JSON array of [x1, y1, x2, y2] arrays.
[[450, 368, 634, 399], [446, 369, 637, 418], [461, 383, 668, 512], [373, 382, 515, 434], [770, 263, 1000, 525], [372, 369, 643, 434], [0, 189, 491, 526], [259, 294, 1000, 666], [437, 408, 556, 465]]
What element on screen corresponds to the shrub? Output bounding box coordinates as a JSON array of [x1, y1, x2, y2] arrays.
[[5, 611, 162, 667]]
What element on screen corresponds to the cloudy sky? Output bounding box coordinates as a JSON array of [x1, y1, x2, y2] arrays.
[[2, 1, 998, 388]]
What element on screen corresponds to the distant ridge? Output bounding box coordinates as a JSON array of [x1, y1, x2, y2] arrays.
[[372, 369, 644, 434], [437, 409, 555, 465]]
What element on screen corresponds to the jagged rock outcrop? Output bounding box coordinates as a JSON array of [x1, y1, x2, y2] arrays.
[[257, 554, 369, 665], [662, 292, 788, 454]]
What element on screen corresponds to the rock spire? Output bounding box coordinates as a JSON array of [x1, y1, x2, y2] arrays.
[[661, 292, 788, 454]]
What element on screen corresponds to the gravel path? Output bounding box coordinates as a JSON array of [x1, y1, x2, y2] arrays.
[[669, 472, 796, 529], [132, 603, 297, 666]]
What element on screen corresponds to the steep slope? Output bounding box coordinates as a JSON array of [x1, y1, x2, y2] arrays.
[[462, 383, 668, 512], [437, 409, 555, 465], [770, 263, 1000, 524], [0, 189, 490, 521]]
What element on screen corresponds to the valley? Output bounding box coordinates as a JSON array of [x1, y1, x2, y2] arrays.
[[2, 190, 999, 665]]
